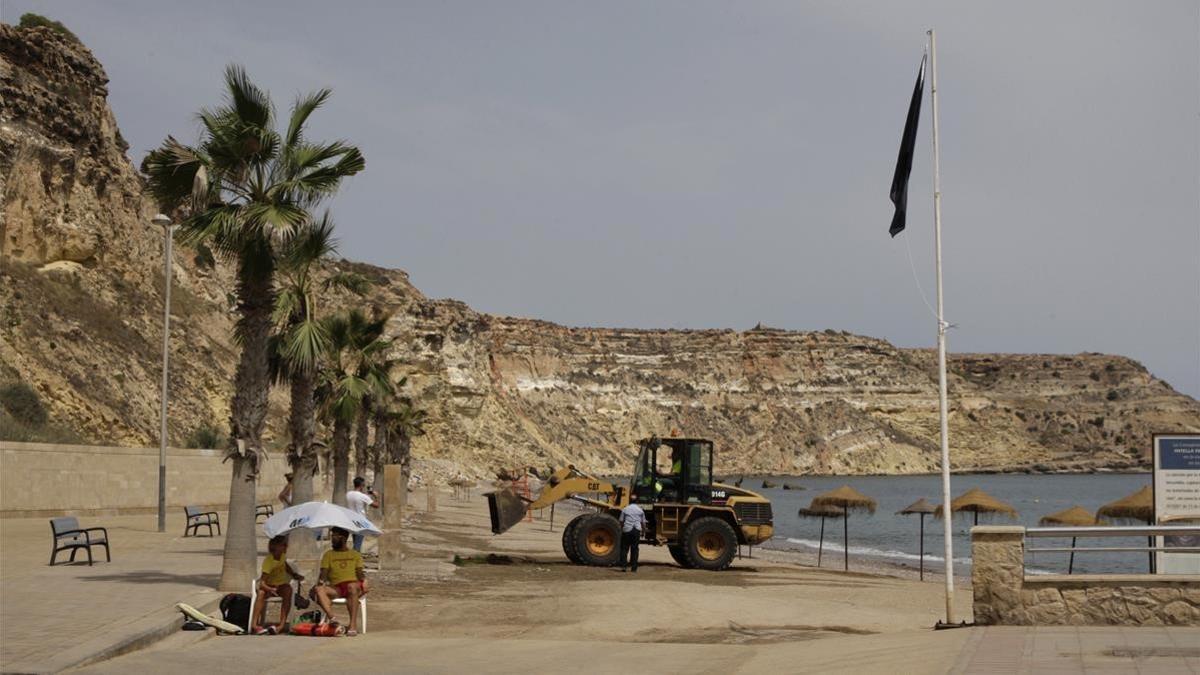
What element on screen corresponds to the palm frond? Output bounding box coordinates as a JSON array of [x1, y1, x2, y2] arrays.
[[281, 212, 337, 269], [141, 137, 207, 209], [223, 64, 273, 129], [285, 89, 332, 148], [322, 271, 370, 296], [281, 318, 329, 373]]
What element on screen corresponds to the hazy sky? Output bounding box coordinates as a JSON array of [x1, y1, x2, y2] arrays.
[[4, 1, 1199, 398]]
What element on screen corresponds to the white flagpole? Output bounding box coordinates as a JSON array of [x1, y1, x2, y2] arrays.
[[928, 28, 956, 625]]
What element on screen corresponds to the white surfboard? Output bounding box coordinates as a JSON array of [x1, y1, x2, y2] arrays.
[[176, 602, 245, 634]]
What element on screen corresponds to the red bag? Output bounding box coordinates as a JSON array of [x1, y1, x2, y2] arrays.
[[289, 622, 344, 637]]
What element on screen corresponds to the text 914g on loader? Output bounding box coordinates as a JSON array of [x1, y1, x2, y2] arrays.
[[486, 437, 773, 571]]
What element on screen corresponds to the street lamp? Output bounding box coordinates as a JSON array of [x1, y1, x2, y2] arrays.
[[153, 213, 174, 533]]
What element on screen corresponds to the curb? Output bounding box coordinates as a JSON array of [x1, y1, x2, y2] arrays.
[[2, 589, 222, 675]]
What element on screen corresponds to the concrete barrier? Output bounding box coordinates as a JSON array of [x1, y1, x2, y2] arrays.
[[0, 441, 289, 517]]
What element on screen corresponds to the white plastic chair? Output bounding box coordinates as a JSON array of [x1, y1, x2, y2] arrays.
[[247, 578, 283, 631], [331, 591, 367, 633], [308, 560, 368, 633]]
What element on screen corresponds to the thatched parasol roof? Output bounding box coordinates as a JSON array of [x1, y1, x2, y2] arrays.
[[897, 498, 938, 516], [810, 485, 877, 513], [934, 488, 1018, 519], [1096, 485, 1154, 523], [1039, 505, 1096, 527], [798, 504, 845, 519]]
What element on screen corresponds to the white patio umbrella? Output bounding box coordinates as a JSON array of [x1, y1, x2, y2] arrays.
[[263, 501, 383, 538]]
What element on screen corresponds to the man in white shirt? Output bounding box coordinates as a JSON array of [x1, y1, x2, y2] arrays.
[[346, 476, 378, 552], [618, 496, 647, 573]]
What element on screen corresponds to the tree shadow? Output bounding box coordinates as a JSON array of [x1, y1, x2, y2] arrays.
[[78, 570, 220, 586]]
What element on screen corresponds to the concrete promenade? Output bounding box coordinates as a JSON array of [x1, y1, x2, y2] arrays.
[[0, 512, 228, 673]]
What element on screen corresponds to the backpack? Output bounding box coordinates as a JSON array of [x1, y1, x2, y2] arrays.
[[290, 609, 323, 627], [219, 593, 252, 631]]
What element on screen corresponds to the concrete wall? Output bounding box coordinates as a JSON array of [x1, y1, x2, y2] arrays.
[[972, 526, 1200, 626], [0, 441, 290, 518]]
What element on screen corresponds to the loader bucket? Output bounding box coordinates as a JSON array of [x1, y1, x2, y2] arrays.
[[486, 488, 529, 534]]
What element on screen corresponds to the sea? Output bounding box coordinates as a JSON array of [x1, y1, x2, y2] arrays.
[[750, 473, 1155, 576]]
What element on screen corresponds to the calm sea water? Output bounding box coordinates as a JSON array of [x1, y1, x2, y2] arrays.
[[749, 473, 1154, 575]]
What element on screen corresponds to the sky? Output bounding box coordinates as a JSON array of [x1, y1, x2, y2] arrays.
[[4, 1, 1199, 398]]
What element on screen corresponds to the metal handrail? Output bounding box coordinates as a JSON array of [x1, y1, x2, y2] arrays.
[[1026, 525, 1200, 538], [1026, 525, 1200, 557]]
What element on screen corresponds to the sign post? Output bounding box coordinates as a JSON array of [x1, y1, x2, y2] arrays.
[[1153, 433, 1200, 574]]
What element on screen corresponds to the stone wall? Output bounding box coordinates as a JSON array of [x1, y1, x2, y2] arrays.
[[0, 441, 288, 517], [972, 526, 1200, 626]]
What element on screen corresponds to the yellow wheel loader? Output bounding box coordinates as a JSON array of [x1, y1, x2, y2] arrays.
[[486, 437, 774, 571]]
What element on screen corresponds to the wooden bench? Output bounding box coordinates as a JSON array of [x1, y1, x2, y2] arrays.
[[255, 504, 275, 522], [184, 506, 221, 537], [49, 517, 110, 566]]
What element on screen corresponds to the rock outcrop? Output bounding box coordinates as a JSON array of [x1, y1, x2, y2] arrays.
[[3, 25, 1198, 478]]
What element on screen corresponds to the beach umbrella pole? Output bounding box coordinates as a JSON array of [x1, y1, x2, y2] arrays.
[[1069, 536, 1075, 575], [843, 510, 849, 572], [818, 517, 825, 567], [919, 513, 925, 581]]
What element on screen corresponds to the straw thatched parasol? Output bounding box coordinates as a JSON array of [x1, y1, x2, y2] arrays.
[[1097, 485, 1155, 572], [797, 504, 845, 568], [897, 498, 938, 580], [1039, 505, 1097, 574], [810, 486, 877, 571], [934, 488, 1018, 526], [1096, 485, 1154, 522]]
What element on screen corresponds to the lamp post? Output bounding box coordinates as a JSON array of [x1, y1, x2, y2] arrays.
[[153, 213, 174, 533]]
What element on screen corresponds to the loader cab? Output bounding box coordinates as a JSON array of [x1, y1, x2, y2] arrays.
[[632, 437, 714, 505]]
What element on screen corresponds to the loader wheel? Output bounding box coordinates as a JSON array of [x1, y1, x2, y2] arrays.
[[562, 514, 588, 564], [573, 514, 621, 567], [668, 544, 693, 568], [682, 517, 737, 571]]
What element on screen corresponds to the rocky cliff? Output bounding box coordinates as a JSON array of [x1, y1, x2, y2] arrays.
[[3, 25, 1198, 479]]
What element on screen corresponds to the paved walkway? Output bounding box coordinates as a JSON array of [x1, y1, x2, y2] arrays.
[[66, 625, 1200, 674], [0, 511, 233, 673], [952, 625, 1200, 674]]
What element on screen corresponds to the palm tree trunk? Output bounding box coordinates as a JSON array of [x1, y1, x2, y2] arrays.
[[354, 404, 370, 480], [370, 409, 387, 485], [398, 434, 413, 515], [332, 416, 351, 506], [219, 261, 274, 592], [287, 372, 318, 559]]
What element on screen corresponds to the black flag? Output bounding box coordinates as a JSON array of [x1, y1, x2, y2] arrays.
[[889, 55, 926, 237]]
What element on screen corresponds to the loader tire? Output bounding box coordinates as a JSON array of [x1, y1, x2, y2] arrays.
[[681, 516, 737, 571], [573, 514, 621, 567], [562, 514, 588, 564], [668, 544, 693, 568]]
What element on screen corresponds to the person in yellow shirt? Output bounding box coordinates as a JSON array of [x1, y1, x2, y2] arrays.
[[251, 535, 304, 634], [314, 527, 367, 636]]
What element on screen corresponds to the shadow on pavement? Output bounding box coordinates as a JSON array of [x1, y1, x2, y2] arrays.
[[78, 571, 220, 586]]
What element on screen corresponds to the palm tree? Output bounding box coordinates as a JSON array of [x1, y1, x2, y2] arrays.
[[382, 399, 428, 514], [143, 66, 363, 591], [270, 216, 367, 556], [368, 377, 409, 481], [318, 309, 392, 505]]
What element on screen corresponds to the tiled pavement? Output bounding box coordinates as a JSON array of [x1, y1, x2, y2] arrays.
[[951, 625, 1200, 674]]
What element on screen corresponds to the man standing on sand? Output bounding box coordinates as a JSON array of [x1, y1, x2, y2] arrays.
[[346, 476, 378, 552], [618, 496, 646, 573], [313, 527, 367, 636]]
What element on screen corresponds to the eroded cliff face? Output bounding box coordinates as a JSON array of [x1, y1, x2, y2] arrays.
[[2, 25, 1198, 478], [0, 24, 240, 445], [387, 304, 1200, 476]]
